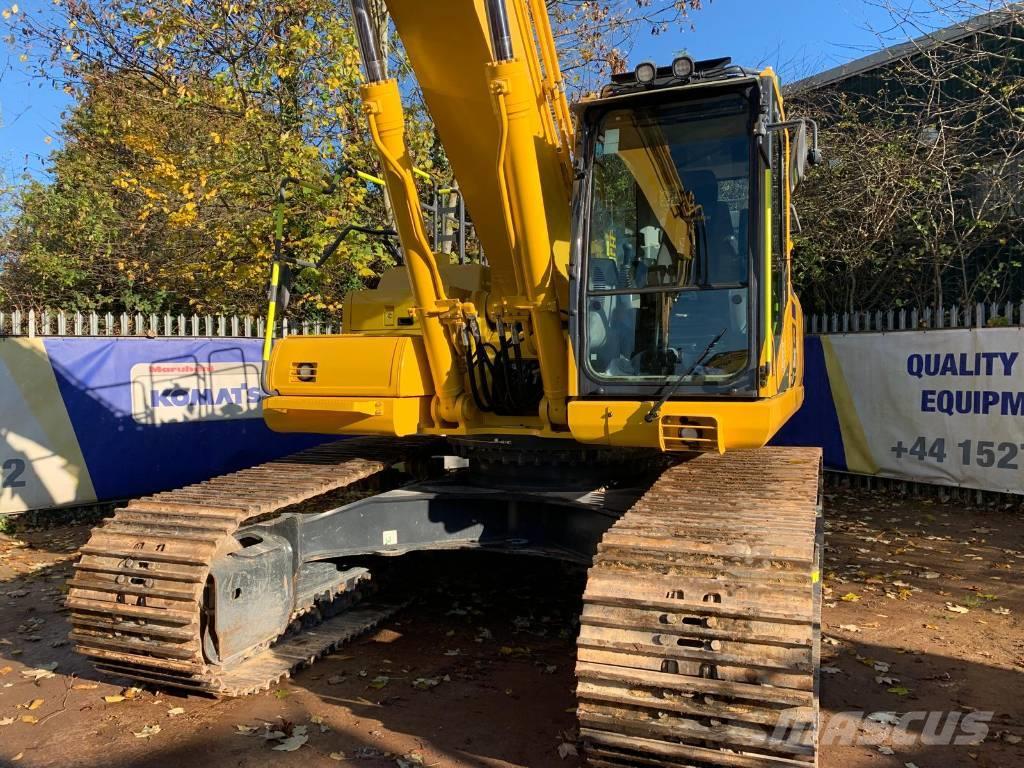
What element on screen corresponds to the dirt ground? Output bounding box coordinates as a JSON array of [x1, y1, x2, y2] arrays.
[[0, 487, 1022, 768]]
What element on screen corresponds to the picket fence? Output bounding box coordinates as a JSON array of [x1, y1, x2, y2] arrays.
[[2, 300, 1022, 338], [807, 300, 1024, 334], [0, 308, 331, 338]]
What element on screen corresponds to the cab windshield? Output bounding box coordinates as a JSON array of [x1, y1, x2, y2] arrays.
[[583, 92, 753, 387]]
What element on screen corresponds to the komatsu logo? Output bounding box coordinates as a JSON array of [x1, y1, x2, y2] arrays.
[[149, 386, 262, 408], [130, 361, 263, 425]]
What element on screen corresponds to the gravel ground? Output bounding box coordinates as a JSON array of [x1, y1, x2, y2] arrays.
[[0, 486, 1021, 768]]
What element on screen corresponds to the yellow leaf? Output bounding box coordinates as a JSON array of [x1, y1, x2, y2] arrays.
[[19, 715, 37, 724], [104, 695, 126, 703], [841, 593, 860, 602], [27, 699, 43, 710]]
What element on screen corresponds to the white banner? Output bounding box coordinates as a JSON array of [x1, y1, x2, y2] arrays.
[[0, 338, 97, 513], [824, 328, 1024, 493]]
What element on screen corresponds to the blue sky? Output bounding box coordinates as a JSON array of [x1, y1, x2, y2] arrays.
[[0, 0, 979, 184]]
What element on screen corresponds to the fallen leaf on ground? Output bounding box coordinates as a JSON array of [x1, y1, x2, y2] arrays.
[[103, 695, 126, 703], [0, 666, 12, 676], [991, 607, 1011, 615], [0, 717, 15, 726], [878, 746, 895, 755], [867, 712, 901, 725], [888, 685, 911, 696], [945, 603, 969, 613], [21, 667, 56, 681], [821, 666, 842, 675], [838, 624, 861, 633], [19, 715, 38, 724], [272, 734, 308, 752], [26, 699, 44, 710], [167, 707, 185, 717], [72, 683, 98, 690], [368, 675, 390, 690], [329, 752, 345, 761], [840, 593, 861, 602], [235, 724, 258, 735], [132, 724, 161, 739], [557, 742, 578, 759]]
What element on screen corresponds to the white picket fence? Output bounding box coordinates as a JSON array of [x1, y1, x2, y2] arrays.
[[1, 300, 1019, 338], [0, 308, 339, 338], [807, 300, 1023, 334]]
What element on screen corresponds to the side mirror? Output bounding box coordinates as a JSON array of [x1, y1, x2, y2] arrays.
[[767, 118, 823, 192]]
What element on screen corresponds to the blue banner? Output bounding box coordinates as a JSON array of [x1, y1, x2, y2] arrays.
[[1, 337, 326, 513]]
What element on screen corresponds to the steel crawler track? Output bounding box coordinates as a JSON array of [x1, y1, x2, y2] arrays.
[[577, 447, 823, 767], [67, 437, 432, 696], [69, 436, 823, 765]]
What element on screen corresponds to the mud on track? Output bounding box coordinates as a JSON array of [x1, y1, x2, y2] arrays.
[[0, 488, 1021, 768]]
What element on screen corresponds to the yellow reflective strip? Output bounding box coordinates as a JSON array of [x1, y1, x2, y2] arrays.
[[356, 168, 433, 185], [262, 301, 277, 361], [262, 263, 281, 361], [356, 170, 386, 186], [811, 569, 820, 584]]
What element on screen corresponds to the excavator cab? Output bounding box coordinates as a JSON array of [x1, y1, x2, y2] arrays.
[[568, 58, 822, 451]]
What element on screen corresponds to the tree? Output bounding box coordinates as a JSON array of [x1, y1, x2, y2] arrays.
[[2, 0, 417, 317], [546, 1, 706, 89], [790, 1, 1024, 315]]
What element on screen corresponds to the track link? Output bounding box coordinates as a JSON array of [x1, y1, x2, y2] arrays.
[[577, 447, 823, 767], [67, 436, 434, 696]]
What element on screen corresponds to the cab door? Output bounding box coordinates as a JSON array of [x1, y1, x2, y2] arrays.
[[761, 79, 801, 398]]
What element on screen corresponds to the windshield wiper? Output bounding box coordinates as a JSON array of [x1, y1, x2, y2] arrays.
[[644, 327, 727, 423]]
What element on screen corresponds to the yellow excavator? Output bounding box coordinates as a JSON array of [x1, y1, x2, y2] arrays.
[[68, 1, 825, 765]]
